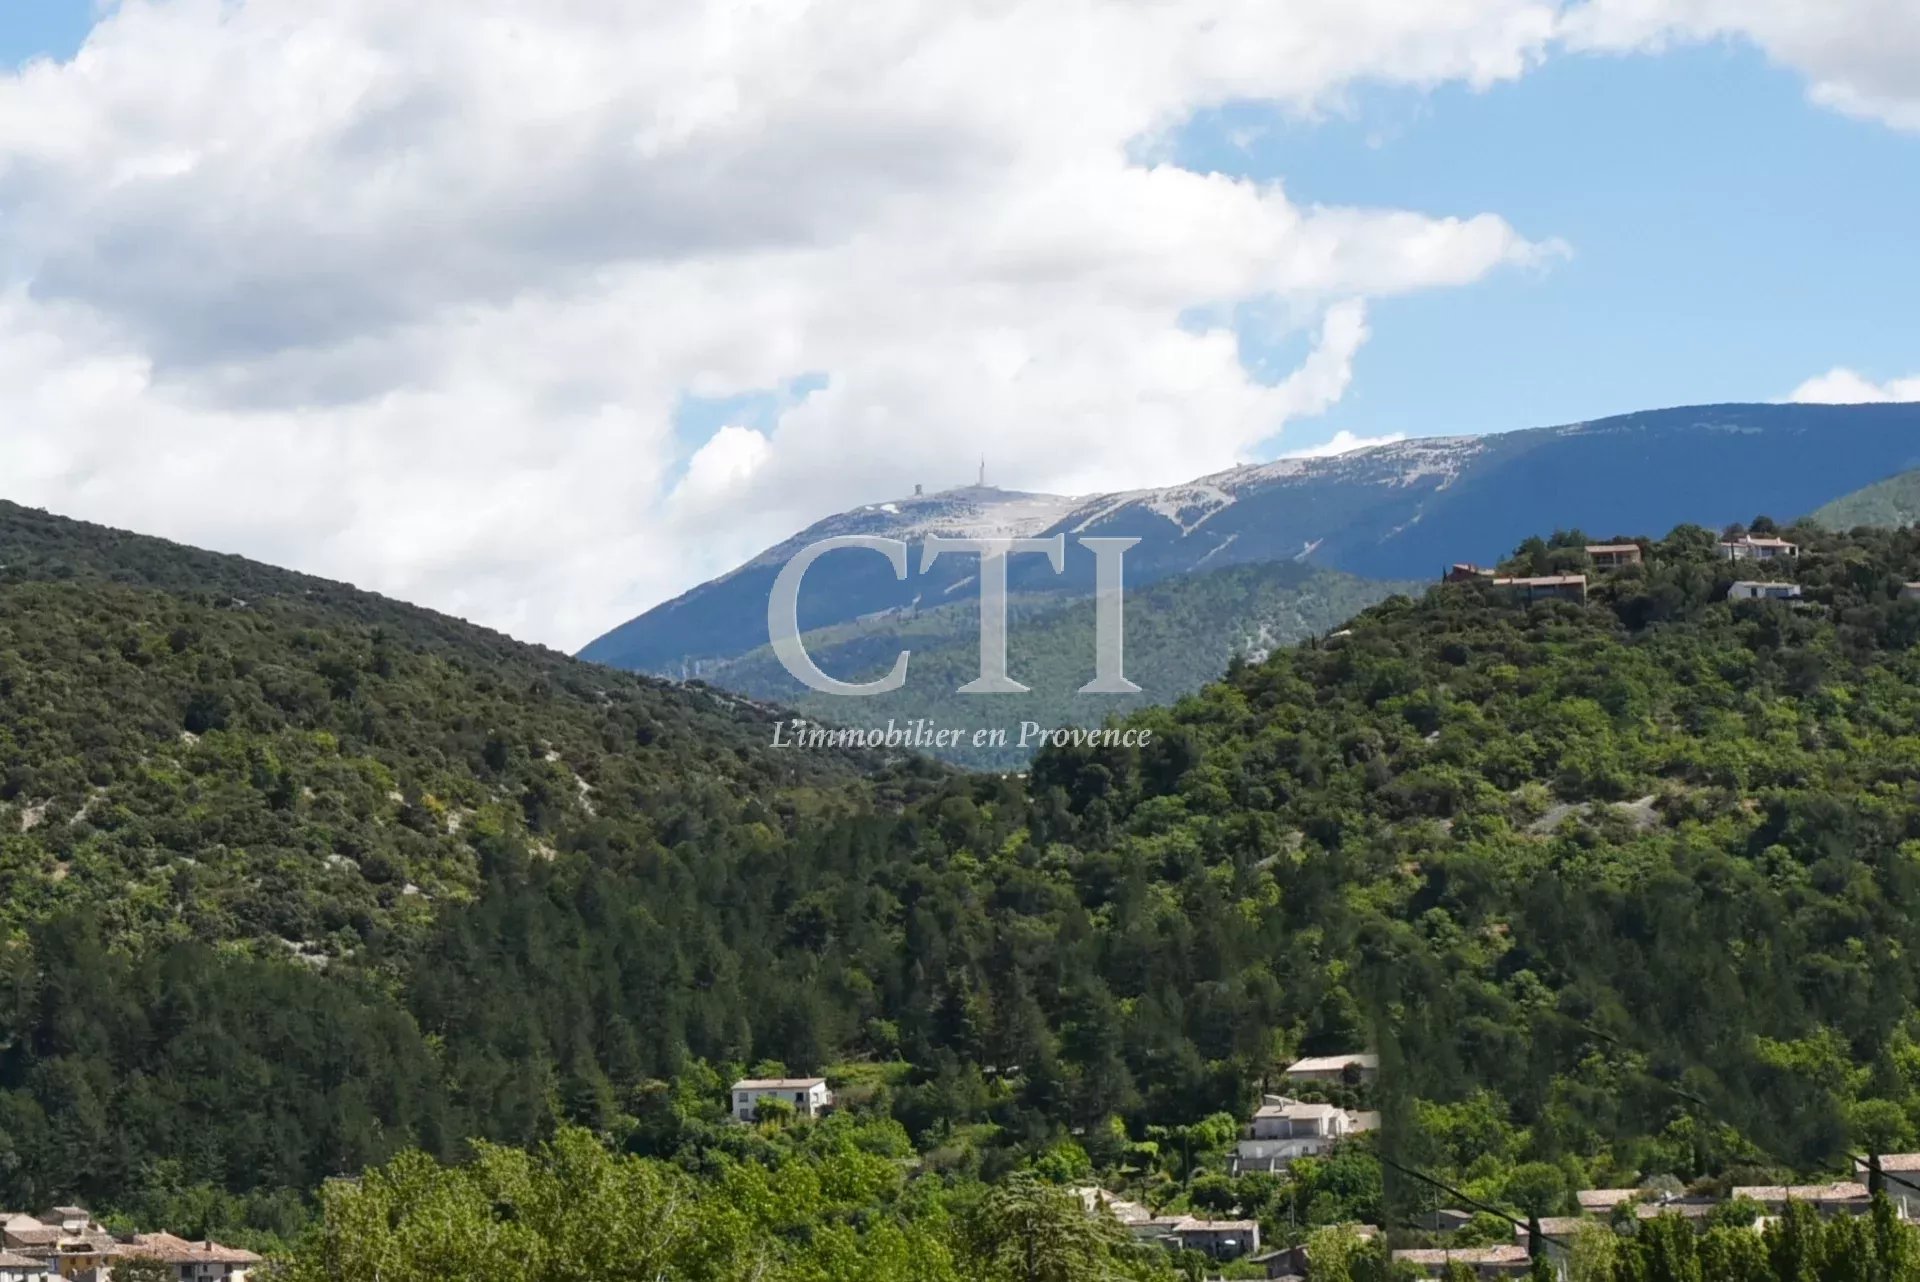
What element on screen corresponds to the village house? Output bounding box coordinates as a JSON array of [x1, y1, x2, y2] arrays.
[[1444, 564, 1495, 584], [1072, 1187, 1153, 1228], [1575, 1189, 1640, 1215], [121, 1232, 263, 1280], [1733, 1182, 1874, 1218], [1164, 1216, 1260, 1260], [0, 1220, 55, 1258], [1517, 1215, 1592, 1266], [1244, 1248, 1300, 1281], [1727, 581, 1803, 602], [1081, 1199, 1261, 1263], [1492, 574, 1588, 605], [1, 1210, 116, 1278], [1634, 1199, 1717, 1228], [0, 1212, 260, 1280], [1391, 1244, 1534, 1279], [730, 1076, 833, 1121], [1858, 1155, 1920, 1218], [42, 1215, 88, 1240], [1282, 1053, 1379, 1085], [1586, 543, 1643, 568], [0, 1250, 44, 1282], [1720, 535, 1800, 562], [1235, 1097, 1378, 1172], [1257, 1224, 1379, 1279]]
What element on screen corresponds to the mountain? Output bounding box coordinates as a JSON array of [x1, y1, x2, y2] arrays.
[[1812, 466, 1920, 529], [690, 559, 1416, 768], [582, 401, 1920, 679]]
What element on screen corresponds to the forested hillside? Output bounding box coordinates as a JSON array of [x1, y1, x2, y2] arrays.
[[0, 499, 944, 1233], [16, 500, 1920, 1281], [1813, 467, 1920, 530]]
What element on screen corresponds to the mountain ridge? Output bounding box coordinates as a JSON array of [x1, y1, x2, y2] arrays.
[[582, 401, 1920, 676]]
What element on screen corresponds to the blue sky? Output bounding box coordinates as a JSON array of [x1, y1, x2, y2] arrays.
[[1170, 41, 1920, 450], [2, 2, 1916, 642], [0, 0, 95, 68]]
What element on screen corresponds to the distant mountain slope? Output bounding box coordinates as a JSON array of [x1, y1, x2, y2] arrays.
[[697, 560, 1413, 767], [1812, 467, 1920, 529], [583, 402, 1920, 678], [582, 484, 1081, 672]]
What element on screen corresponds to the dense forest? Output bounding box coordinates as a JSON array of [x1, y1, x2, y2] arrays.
[[13, 500, 1920, 1278]]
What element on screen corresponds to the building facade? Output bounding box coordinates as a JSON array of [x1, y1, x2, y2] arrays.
[[730, 1077, 833, 1121]]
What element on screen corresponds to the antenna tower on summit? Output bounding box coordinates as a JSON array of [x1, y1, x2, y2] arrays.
[[978, 456, 986, 487]]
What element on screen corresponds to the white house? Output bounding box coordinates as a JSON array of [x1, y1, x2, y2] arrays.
[[1720, 535, 1800, 562], [1283, 1053, 1379, 1085], [1235, 1096, 1379, 1172], [731, 1076, 833, 1121], [1727, 581, 1802, 602]]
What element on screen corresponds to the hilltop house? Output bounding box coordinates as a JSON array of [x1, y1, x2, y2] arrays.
[[1492, 575, 1588, 605], [1235, 1096, 1379, 1172], [730, 1077, 833, 1121], [1444, 564, 1495, 584], [1727, 581, 1802, 602], [1720, 535, 1800, 562], [1283, 1053, 1378, 1085], [1586, 543, 1643, 568]]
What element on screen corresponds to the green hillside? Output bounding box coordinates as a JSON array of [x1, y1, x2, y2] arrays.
[[1812, 467, 1920, 529], [0, 499, 905, 954], [699, 560, 1413, 767], [18, 501, 1920, 1281]]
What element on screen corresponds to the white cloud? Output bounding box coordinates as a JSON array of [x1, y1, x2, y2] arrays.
[[1283, 429, 1412, 459], [0, 0, 1580, 648], [1564, 0, 1920, 131], [1786, 367, 1920, 404]]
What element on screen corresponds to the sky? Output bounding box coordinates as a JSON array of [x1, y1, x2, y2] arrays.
[[0, 1, 1916, 649]]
